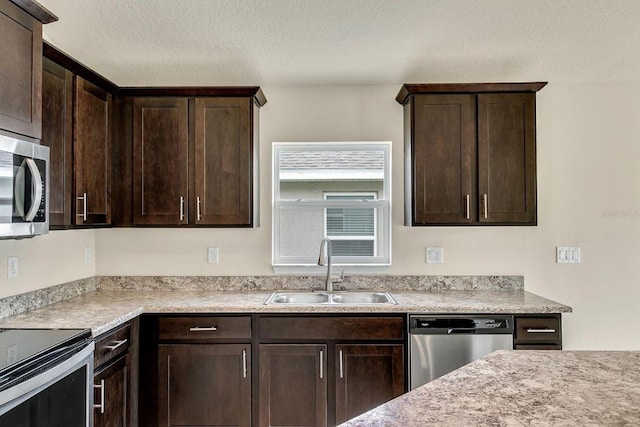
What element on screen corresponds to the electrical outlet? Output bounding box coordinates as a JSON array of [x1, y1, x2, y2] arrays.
[[84, 247, 92, 264], [556, 247, 581, 264], [426, 247, 444, 264], [208, 247, 219, 264], [7, 257, 18, 279]]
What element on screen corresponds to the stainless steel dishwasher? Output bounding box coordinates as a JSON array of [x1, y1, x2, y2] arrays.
[[409, 314, 514, 390]]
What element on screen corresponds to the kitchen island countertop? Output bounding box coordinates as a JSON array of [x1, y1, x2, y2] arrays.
[[0, 288, 570, 336], [340, 350, 640, 426]]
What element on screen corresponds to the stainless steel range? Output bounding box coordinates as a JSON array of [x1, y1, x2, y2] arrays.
[[0, 328, 93, 426]]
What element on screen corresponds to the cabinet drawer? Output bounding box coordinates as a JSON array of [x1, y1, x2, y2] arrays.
[[94, 324, 130, 368], [259, 316, 404, 341], [515, 317, 560, 343], [158, 316, 251, 341]]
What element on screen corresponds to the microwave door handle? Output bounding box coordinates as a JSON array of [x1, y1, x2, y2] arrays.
[[13, 161, 26, 219], [24, 159, 43, 221]]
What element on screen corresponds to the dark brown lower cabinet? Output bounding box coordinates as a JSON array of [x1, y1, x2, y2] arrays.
[[158, 344, 251, 427], [94, 356, 129, 427], [257, 316, 406, 427], [513, 314, 562, 350], [258, 344, 327, 427], [335, 345, 404, 425]]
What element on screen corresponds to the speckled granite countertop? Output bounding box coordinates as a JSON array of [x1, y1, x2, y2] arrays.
[[0, 289, 571, 336], [340, 350, 640, 427]]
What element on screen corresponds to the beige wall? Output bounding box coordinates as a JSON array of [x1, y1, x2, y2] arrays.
[[1, 82, 639, 350], [0, 229, 95, 298]]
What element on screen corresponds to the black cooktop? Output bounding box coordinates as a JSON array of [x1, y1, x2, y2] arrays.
[[0, 329, 90, 389]]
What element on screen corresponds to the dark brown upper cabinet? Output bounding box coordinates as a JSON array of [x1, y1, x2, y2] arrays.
[[193, 98, 253, 226], [132, 97, 189, 225], [73, 76, 113, 225], [42, 43, 118, 228], [397, 82, 546, 226], [42, 58, 73, 227], [118, 88, 265, 227], [0, 0, 56, 138]]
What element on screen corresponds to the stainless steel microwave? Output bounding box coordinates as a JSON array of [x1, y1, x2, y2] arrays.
[[0, 130, 49, 239]]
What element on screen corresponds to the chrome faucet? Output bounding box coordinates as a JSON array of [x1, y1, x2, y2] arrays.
[[317, 238, 342, 292]]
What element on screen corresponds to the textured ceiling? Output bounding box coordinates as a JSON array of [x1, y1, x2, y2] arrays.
[[38, 0, 640, 86]]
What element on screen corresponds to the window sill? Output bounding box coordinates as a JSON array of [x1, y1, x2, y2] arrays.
[[272, 264, 391, 275]]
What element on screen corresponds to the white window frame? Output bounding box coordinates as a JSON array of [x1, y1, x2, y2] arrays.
[[323, 192, 378, 257], [272, 142, 391, 274]]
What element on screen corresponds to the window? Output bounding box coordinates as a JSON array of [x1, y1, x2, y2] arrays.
[[273, 142, 391, 270], [325, 193, 376, 257]]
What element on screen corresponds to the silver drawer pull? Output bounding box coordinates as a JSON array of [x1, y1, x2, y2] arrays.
[[526, 328, 556, 333], [104, 339, 128, 351], [93, 380, 105, 413], [319, 349, 324, 379], [189, 326, 218, 332]]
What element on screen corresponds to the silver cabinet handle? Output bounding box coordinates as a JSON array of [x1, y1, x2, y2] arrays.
[[167, 354, 171, 424], [197, 196, 202, 221], [465, 194, 470, 220], [339, 350, 344, 379], [189, 326, 217, 332], [93, 379, 105, 413], [242, 349, 247, 378], [482, 193, 488, 219], [104, 339, 128, 351], [77, 192, 87, 221], [319, 349, 323, 379], [526, 328, 556, 333], [179, 196, 185, 221]]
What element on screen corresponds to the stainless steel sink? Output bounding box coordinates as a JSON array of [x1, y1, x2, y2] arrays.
[[267, 292, 331, 304], [330, 292, 395, 304], [264, 291, 397, 305]]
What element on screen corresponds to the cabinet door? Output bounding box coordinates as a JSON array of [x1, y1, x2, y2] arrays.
[[94, 355, 129, 427], [41, 58, 73, 227], [132, 97, 188, 225], [74, 76, 112, 225], [158, 344, 251, 427], [0, 1, 42, 138], [259, 344, 327, 427], [335, 344, 404, 425], [193, 98, 252, 226], [477, 93, 537, 224], [411, 94, 476, 224]]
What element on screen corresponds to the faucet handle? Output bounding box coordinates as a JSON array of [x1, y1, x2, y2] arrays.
[[332, 269, 345, 283]]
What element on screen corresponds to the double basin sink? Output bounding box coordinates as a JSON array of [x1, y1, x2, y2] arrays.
[[264, 291, 397, 305]]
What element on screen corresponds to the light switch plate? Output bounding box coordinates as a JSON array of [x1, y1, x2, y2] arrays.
[[556, 247, 581, 263], [208, 247, 219, 264], [426, 247, 444, 264]]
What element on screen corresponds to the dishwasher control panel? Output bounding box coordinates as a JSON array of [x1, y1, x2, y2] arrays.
[[410, 315, 513, 334]]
